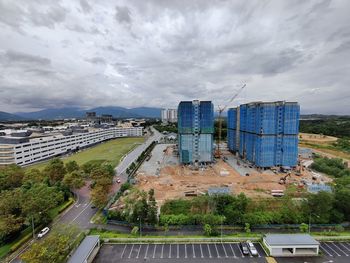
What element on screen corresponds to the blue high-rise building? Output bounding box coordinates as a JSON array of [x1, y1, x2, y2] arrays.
[[178, 100, 214, 164], [227, 101, 300, 168]]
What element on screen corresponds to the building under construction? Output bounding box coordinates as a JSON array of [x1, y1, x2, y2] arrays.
[[227, 101, 300, 168], [178, 100, 214, 164]]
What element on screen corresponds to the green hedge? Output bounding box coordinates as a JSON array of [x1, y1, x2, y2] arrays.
[[159, 214, 224, 226], [58, 198, 74, 213], [10, 232, 32, 253]]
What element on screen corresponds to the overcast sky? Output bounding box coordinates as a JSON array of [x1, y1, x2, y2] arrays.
[[0, 0, 349, 114]]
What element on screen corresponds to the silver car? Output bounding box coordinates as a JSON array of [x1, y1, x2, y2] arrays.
[[247, 241, 258, 256]]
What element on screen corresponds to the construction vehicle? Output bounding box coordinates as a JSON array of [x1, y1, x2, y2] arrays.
[[215, 84, 246, 158], [279, 173, 291, 185]]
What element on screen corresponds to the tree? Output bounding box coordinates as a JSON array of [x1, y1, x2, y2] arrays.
[[131, 226, 139, 236], [0, 164, 24, 191], [334, 188, 350, 221], [65, 160, 79, 173], [299, 223, 309, 233], [23, 169, 47, 184], [21, 224, 80, 263], [43, 158, 66, 184], [303, 191, 335, 224], [203, 224, 212, 236], [63, 171, 85, 190], [21, 183, 64, 225], [91, 185, 109, 208], [244, 223, 251, 233], [147, 189, 158, 224]]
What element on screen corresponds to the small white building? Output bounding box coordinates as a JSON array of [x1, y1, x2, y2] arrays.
[[263, 234, 319, 257]]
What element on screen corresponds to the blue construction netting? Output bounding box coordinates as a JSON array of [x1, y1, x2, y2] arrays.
[[255, 135, 276, 167], [255, 103, 277, 135], [239, 104, 247, 132], [227, 129, 236, 152], [281, 135, 298, 166], [283, 103, 300, 135], [227, 108, 237, 129], [179, 134, 192, 163], [199, 134, 213, 162], [178, 101, 193, 134], [239, 131, 245, 157], [200, 101, 214, 133]]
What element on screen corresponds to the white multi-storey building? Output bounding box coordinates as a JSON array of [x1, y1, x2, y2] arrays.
[[0, 127, 143, 166], [161, 108, 177, 123]]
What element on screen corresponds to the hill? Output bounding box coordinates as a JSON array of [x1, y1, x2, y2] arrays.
[[0, 111, 26, 121]]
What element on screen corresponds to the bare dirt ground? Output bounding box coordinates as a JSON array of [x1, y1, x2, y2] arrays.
[[135, 155, 332, 204], [299, 133, 338, 143]]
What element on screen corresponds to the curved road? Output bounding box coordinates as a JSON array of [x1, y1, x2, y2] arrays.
[[10, 128, 162, 262]]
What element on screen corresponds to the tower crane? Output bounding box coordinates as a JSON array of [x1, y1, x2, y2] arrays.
[[215, 84, 246, 158]]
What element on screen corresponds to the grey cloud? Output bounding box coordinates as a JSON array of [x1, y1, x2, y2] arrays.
[[0, 0, 349, 114], [85, 57, 106, 64], [79, 0, 91, 13], [1, 50, 50, 66], [115, 6, 132, 24]]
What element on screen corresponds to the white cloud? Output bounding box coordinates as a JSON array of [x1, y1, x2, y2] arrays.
[[0, 0, 349, 114]]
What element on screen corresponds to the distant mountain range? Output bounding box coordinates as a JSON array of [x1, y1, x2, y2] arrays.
[[0, 111, 26, 121], [0, 106, 162, 121]]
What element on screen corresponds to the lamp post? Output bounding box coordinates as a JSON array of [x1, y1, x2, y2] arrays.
[[138, 217, 142, 238], [31, 212, 42, 239], [308, 213, 319, 233]]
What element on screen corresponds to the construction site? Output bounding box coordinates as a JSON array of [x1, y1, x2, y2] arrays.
[[134, 143, 332, 205]]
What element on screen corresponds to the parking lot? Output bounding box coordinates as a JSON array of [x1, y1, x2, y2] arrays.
[[94, 241, 350, 263], [94, 242, 268, 262]]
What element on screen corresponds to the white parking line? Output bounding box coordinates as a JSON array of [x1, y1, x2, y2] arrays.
[[254, 243, 262, 257], [214, 243, 220, 258], [229, 243, 237, 258], [200, 244, 204, 258], [333, 242, 349, 256], [128, 244, 134, 258], [192, 244, 196, 258], [121, 244, 127, 258], [320, 244, 333, 257], [207, 244, 212, 258], [161, 244, 164, 258], [169, 244, 171, 258], [185, 244, 188, 258], [177, 244, 179, 258], [339, 242, 350, 253], [136, 244, 141, 258], [236, 243, 244, 257], [153, 244, 157, 258], [144, 244, 149, 259], [323, 243, 341, 256], [221, 243, 228, 258]]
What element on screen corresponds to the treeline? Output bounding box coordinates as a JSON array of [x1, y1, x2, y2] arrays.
[[299, 117, 350, 138], [107, 187, 158, 225], [311, 156, 350, 177], [159, 180, 350, 226], [153, 123, 178, 133], [0, 158, 115, 245]]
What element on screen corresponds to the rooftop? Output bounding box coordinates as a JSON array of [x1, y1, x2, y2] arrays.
[[67, 235, 99, 263], [264, 234, 319, 246]]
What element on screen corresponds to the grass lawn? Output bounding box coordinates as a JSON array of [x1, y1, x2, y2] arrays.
[[25, 137, 145, 171]]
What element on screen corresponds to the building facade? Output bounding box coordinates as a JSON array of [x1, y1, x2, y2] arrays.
[[161, 108, 178, 123], [227, 101, 300, 168], [178, 100, 214, 164], [0, 127, 143, 166]]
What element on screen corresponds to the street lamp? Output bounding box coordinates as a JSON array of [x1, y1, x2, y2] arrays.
[[308, 213, 319, 233]]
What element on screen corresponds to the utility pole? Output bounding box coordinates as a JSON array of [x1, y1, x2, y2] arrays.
[[139, 217, 142, 238]]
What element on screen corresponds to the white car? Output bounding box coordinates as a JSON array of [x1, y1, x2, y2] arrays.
[[37, 227, 50, 238], [247, 241, 258, 256]]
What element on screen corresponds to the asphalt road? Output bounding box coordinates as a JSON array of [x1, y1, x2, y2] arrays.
[[10, 129, 162, 262]]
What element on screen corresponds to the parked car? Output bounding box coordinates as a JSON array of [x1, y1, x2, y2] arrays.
[[239, 242, 249, 255], [247, 241, 258, 256], [116, 178, 121, 183], [37, 227, 50, 238]]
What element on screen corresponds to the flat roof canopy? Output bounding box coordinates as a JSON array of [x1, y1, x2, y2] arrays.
[[264, 234, 319, 246], [67, 235, 99, 263]]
